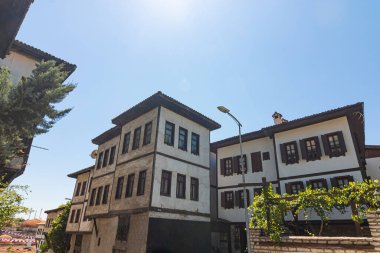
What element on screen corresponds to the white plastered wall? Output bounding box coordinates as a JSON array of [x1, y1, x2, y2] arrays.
[[366, 157, 380, 180]]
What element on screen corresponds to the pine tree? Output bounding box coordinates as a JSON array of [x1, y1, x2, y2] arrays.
[[0, 60, 76, 167]]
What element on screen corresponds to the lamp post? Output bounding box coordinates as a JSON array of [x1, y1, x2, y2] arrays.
[[218, 106, 251, 253]]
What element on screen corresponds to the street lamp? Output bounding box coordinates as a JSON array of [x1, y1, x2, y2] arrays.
[[217, 106, 251, 253]]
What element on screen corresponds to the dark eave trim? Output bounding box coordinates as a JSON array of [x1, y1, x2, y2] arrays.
[[111, 91, 221, 131], [67, 165, 94, 178], [92, 126, 121, 145]]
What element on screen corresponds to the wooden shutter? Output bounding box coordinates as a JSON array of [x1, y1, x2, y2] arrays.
[[321, 178, 328, 189], [243, 155, 247, 173], [321, 134, 331, 156], [337, 131, 347, 154], [230, 192, 235, 209], [280, 144, 287, 163], [330, 177, 338, 188], [285, 183, 291, 194], [220, 159, 225, 176], [251, 152, 263, 172], [221, 192, 225, 208], [298, 181, 305, 190], [246, 189, 250, 206], [235, 191, 240, 207], [315, 137, 322, 159], [300, 139, 307, 160], [347, 175, 354, 182], [306, 180, 311, 188], [233, 156, 239, 174], [294, 144, 300, 163]]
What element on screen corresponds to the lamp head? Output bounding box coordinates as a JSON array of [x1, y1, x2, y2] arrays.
[[217, 106, 230, 113]]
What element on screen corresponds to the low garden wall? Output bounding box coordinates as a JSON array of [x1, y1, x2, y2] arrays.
[[250, 210, 380, 253]]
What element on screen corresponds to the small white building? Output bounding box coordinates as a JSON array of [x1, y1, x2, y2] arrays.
[[211, 102, 370, 252]]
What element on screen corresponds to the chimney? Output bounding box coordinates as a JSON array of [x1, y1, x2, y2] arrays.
[[272, 112, 284, 125]]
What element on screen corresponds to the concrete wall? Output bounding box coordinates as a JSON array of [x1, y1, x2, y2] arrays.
[[110, 154, 154, 212], [275, 117, 359, 178], [151, 154, 210, 218], [88, 216, 118, 253], [125, 212, 149, 253]]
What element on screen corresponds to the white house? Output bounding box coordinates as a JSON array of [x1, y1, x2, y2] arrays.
[[211, 102, 369, 253]]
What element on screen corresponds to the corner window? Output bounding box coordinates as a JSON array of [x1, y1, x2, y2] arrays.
[[96, 152, 103, 169], [95, 186, 103, 206], [143, 122, 152, 146], [122, 132, 130, 154], [125, 174, 134, 198], [89, 188, 96, 206], [178, 127, 188, 151], [80, 181, 87, 196], [132, 127, 141, 150], [190, 177, 199, 201], [160, 170, 172, 196], [322, 131, 347, 158], [137, 170, 146, 196], [191, 132, 200, 155], [75, 182, 82, 197], [70, 210, 76, 223], [280, 141, 299, 164], [164, 121, 175, 146], [109, 146, 116, 165], [115, 177, 124, 199], [75, 209, 81, 223], [102, 149, 109, 168], [176, 174, 186, 199], [102, 185, 110, 204]]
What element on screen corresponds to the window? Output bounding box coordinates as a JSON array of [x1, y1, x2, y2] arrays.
[[102, 149, 109, 167], [109, 146, 116, 165], [95, 186, 103, 205], [300, 137, 322, 161], [70, 210, 76, 223], [280, 141, 299, 164], [235, 190, 250, 208], [132, 127, 141, 150], [102, 185, 110, 204], [89, 188, 96, 206], [191, 132, 200, 155], [125, 174, 134, 198], [116, 216, 130, 241], [262, 152, 270, 161], [115, 177, 124, 199], [322, 131, 347, 158], [308, 179, 327, 190], [221, 191, 234, 209], [190, 177, 199, 201], [176, 174, 186, 199], [75, 209, 81, 223], [122, 132, 130, 154], [164, 121, 175, 146], [143, 122, 152, 145], [251, 152, 262, 172], [222, 158, 233, 176], [285, 181, 304, 194], [331, 176, 353, 189], [137, 170, 146, 196], [75, 182, 82, 196], [178, 127, 188, 151], [96, 152, 103, 169], [160, 170, 172, 196], [80, 181, 87, 196]]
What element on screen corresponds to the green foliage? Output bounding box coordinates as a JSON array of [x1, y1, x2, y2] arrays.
[[249, 179, 380, 242], [0, 60, 75, 166], [39, 241, 49, 253], [48, 201, 71, 253], [0, 180, 30, 229]]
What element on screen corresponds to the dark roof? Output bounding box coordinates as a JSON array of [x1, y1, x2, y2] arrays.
[[211, 102, 364, 151], [92, 126, 121, 145], [112, 91, 221, 131], [11, 40, 77, 77], [0, 0, 33, 58], [45, 206, 65, 214], [67, 165, 94, 178]]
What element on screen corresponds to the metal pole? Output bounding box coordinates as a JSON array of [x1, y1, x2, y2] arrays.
[[227, 112, 251, 253]]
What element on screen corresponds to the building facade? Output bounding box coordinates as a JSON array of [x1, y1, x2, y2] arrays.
[[66, 92, 220, 253], [211, 102, 370, 253]]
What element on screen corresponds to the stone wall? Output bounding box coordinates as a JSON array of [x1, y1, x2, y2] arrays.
[[250, 210, 380, 253]]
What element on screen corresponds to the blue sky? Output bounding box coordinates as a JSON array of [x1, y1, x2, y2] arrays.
[[12, 0, 380, 219]]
